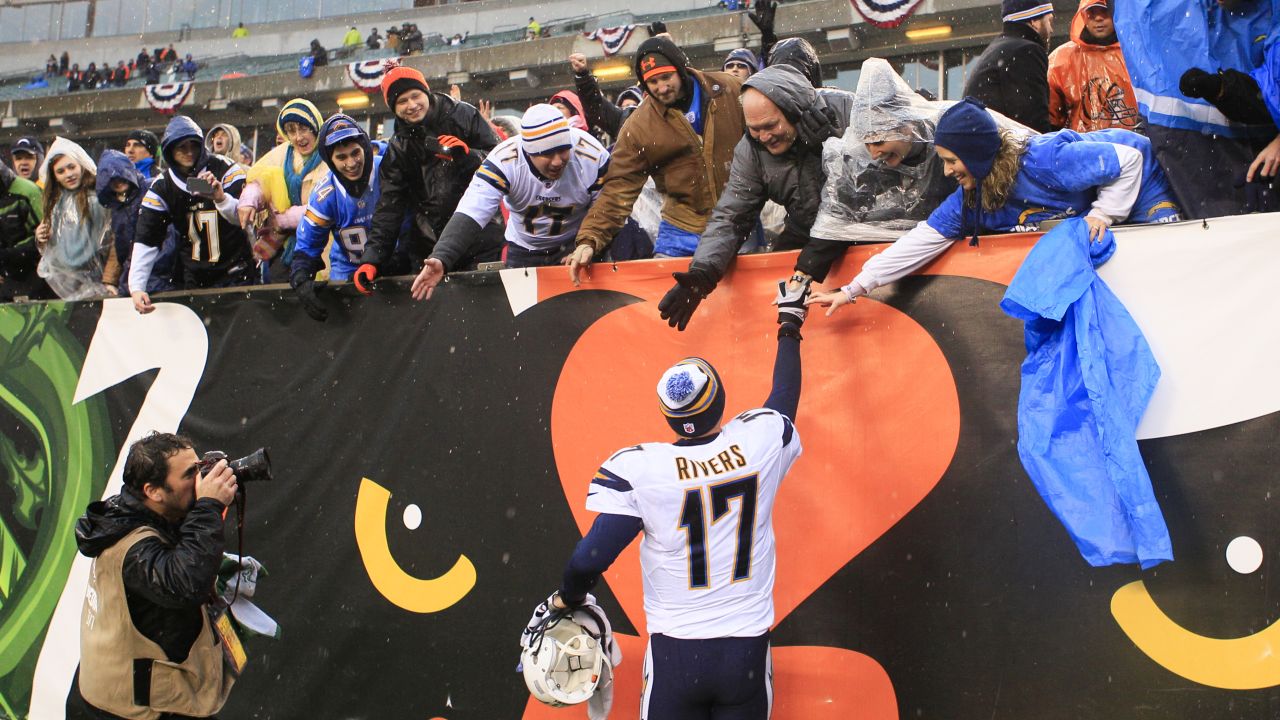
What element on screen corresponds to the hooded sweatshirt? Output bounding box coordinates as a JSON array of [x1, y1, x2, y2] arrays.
[[692, 64, 855, 282], [133, 115, 252, 289], [767, 38, 823, 88], [549, 90, 590, 132], [204, 122, 243, 158], [1047, 0, 1142, 132], [97, 149, 179, 294]]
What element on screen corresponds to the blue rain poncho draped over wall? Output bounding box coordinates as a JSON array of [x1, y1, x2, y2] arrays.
[[1000, 218, 1173, 569]]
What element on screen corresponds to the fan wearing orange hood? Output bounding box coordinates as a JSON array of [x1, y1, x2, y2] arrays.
[[1047, 0, 1142, 133]]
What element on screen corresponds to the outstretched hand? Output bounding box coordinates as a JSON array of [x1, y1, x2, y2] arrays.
[[565, 244, 594, 286], [410, 258, 446, 301], [805, 281, 864, 317]]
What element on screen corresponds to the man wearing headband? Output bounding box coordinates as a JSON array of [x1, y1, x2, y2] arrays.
[[290, 114, 385, 321], [409, 104, 611, 300], [569, 35, 745, 275], [546, 281, 809, 719], [354, 66, 502, 295], [962, 0, 1058, 133]]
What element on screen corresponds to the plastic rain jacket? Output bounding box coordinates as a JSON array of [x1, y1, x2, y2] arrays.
[[810, 58, 958, 243], [1047, 0, 1142, 133], [1000, 217, 1172, 569]]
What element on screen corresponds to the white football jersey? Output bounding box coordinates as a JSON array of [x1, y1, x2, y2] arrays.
[[454, 128, 609, 251], [586, 408, 802, 639]]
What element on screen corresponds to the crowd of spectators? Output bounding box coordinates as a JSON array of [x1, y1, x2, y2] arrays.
[[0, 0, 1273, 313], [43, 44, 198, 91]]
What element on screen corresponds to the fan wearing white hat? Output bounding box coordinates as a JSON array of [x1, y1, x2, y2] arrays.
[[524, 282, 810, 718], [409, 104, 611, 300]]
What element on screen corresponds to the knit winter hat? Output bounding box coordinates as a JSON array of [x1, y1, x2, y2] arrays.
[[1001, 0, 1054, 22], [639, 51, 677, 82], [723, 48, 758, 74], [127, 129, 160, 158], [277, 98, 323, 139], [617, 86, 644, 106], [381, 66, 430, 108], [934, 97, 1001, 184], [519, 104, 573, 155], [657, 358, 727, 439]]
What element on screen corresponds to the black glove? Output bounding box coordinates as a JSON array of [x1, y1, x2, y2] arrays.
[[774, 278, 809, 328], [1179, 68, 1222, 100], [290, 262, 328, 322], [747, 0, 777, 34], [796, 104, 839, 152], [657, 267, 716, 332]]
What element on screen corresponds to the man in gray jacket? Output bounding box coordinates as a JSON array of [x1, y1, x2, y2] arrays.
[[658, 63, 854, 330]]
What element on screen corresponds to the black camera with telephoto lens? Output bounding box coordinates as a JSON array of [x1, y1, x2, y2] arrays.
[[198, 448, 273, 484]]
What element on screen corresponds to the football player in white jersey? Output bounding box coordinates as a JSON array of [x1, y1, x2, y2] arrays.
[[538, 282, 810, 719], [409, 103, 610, 300]]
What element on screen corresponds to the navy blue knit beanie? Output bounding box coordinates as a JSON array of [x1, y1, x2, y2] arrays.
[[723, 48, 759, 74], [935, 97, 1001, 183]]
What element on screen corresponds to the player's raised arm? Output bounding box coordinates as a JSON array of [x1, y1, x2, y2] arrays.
[[763, 280, 807, 421]]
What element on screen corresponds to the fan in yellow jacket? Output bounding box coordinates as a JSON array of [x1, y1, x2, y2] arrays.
[[236, 98, 329, 276]]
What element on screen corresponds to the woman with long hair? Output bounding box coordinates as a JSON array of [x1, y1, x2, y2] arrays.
[[809, 97, 1181, 315], [33, 137, 117, 300]]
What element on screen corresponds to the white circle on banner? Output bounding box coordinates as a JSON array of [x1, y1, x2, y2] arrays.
[[1226, 536, 1263, 574], [403, 504, 423, 531]]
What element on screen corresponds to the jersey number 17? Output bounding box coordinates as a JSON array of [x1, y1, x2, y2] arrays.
[[678, 474, 759, 588]]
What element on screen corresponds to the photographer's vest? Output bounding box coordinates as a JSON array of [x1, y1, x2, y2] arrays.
[[79, 527, 234, 720]]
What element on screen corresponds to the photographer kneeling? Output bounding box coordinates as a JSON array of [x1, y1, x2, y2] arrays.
[[74, 432, 239, 720]]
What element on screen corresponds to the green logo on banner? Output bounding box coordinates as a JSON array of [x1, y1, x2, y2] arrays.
[[0, 304, 113, 717]]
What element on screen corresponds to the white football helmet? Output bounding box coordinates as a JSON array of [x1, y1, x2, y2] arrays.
[[521, 610, 611, 707]]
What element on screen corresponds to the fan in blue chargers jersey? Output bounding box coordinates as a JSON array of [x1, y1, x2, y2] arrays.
[[409, 103, 610, 301], [289, 114, 384, 321], [525, 281, 811, 719]]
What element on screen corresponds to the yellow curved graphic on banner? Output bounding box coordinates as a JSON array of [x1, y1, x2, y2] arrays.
[[354, 477, 476, 613], [1111, 580, 1280, 689]]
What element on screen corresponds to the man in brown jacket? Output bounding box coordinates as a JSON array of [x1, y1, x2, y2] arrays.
[[568, 35, 744, 282]]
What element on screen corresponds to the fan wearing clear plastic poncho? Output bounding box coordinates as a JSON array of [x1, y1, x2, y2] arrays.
[[808, 97, 1182, 316], [656, 63, 853, 331], [808, 58, 959, 247]]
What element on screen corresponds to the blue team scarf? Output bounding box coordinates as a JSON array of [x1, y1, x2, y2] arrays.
[[133, 156, 155, 178], [684, 78, 705, 136], [284, 145, 322, 206]]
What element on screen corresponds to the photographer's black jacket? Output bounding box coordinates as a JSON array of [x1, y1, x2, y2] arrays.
[[75, 489, 226, 663]]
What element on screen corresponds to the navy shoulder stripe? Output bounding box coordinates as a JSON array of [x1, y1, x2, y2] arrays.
[[591, 466, 633, 492], [781, 415, 795, 446]]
